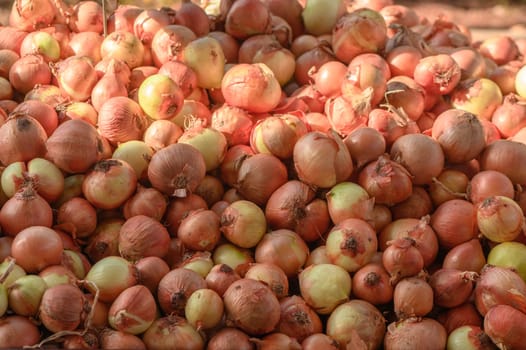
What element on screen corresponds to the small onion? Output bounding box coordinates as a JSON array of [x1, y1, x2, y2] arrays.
[[220, 200, 267, 249], [11, 226, 63, 273], [84, 256, 138, 303], [382, 237, 424, 284], [0, 114, 47, 166], [429, 268, 478, 308], [393, 277, 434, 319], [351, 263, 393, 305], [205, 264, 242, 297], [178, 209, 221, 251], [184, 288, 224, 331], [430, 199, 478, 249], [477, 195, 524, 243], [277, 295, 322, 342], [39, 283, 85, 333]]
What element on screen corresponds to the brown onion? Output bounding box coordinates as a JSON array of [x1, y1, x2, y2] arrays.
[[438, 303, 483, 334], [123, 185, 167, 221], [142, 316, 204, 350], [9, 54, 52, 94], [343, 126, 386, 169], [276, 295, 322, 342], [352, 263, 393, 305], [157, 267, 207, 316], [207, 327, 254, 350], [430, 268, 478, 308], [11, 226, 63, 273], [164, 194, 208, 236], [477, 195, 524, 243], [135, 256, 170, 295], [224, 0, 272, 40], [479, 139, 526, 184], [185, 288, 224, 331], [430, 199, 477, 249], [99, 328, 146, 349], [384, 317, 447, 350], [223, 278, 280, 336], [393, 277, 434, 319], [390, 186, 434, 220], [484, 304, 526, 349], [119, 215, 170, 261], [178, 209, 221, 251], [326, 218, 378, 273], [382, 237, 424, 284], [0, 114, 47, 166], [0, 184, 53, 236], [45, 119, 104, 174], [390, 133, 445, 185], [84, 256, 138, 303], [39, 283, 85, 333], [254, 229, 309, 277], [84, 218, 124, 263], [474, 264, 526, 316], [467, 170, 515, 204], [147, 143, 206, 198], [108, 284, 157, 335]]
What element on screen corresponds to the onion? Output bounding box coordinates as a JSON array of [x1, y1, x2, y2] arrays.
[[487, 241, 526, 281], [474, 264, 526, 316], [379, 217, 439, 268], [450, 77, 503, 121], [301, 333, 340, 350], [491, 93, 526, 138], [143, 120, 183, 151], [142, 316, 204, 350], [265, 179, 330, 242], [294, 41, 336, 86], [10, 226, 63, 273], [178, 126, 228, 172], [489, 60, 522, 96], [382, 237, 424, 284], [147, 143, 206, 198], [358, 154, 413, 206], [176, 209, 220, 251], [108, 284, 156, 335], [12, 100, 58, 137], [19, 30, 60, 62], [223, 278, 280, 335], [326, 218, 378, 273], [185, 288, 224, 331], [194, 175, 225, 208], [164, 194, 208, 235], [9, 54, 52, 94], [0, 114, 47, 166], [123, 185, 167, 221], [293, 130, 353, 188], [301, 0, 345, 36], [277, 295, 322, 342], [0, 27, 28, 52], [254, 229, 309, 277], [430, 199, 477, 249], [311, 60, 347, 98], [119, 215, 170, 261], [431, 109, 486, 164], [68, 31, 103, 64], [250, 114, 308, 160], [344, 127, 386, 169], [390, 133, 445, 185], [326, 180, 374, 223], [394, 276, 434, 319], [211, 104, 254, 147], [439, 303, 483, 335], [298, 263, 351, 315], [479, 35, 520, 65], [219, 200, 266, 248], [385, 45, 422, 78], [479, 139, 526, 184], [99, 328, 146, 349], [443, 238, 486, 273], [413, 54, 461, 95], [101, 31, 145, 69], [235, 153, 288, 206], [85, 256, 138, 303], [135, 256, 170, 295], [137, 74, 184, 120], [56, 197, 97, 238], [326, 299, 386, 349], [244, 262, 288, 299], [207, 327, 253, 350], [224, 0, 272, 40], [7, 274, 47, 317], [111, 140, 153, 181], [352, 263, 393, 305], [429, 268, 477, 308], [477, 195, 524, 243], [150, 25, 196, 68], [0, 315, 41, 347], [385, 317, 447, 350], [82, 159, 137, 210], [39, 283, 85, 333], [0, 183, 53, 236], [46, 119, 104, 174], [130, 65, 158, 91], [484, 304, 526, 349], [428, 169, 469, 207], [182, 36, 226, 90], [331, 8, 387, 64], [157, 267, 206, 315]]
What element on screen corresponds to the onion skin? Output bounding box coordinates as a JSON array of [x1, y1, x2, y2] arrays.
[[108, 284, 157, 335], [477, 195, 524, 243], [438, 303, 483, 335], [484, 304, 526, 349], [430, 199, 478, 249], [277, 295, 322, 342], [0, 315, 41, 348], [479, 139, 526, 185], [118, 215, 171, 261], [429, 268, 478, 308], [39, 283, 85, 333], [207, 327, 254, 350], [0, 114, 47, 166], [443, 239, 486, 273], [142, 316, 204, 350], [394, 276, 434, 319], [157, 268, 207, 316], [223, 278, 281, 336]]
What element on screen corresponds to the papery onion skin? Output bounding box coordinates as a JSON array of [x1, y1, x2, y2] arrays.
[[108, 284, 157, 335], [393, 276, 434, 319], [479, 139, 526, 185], [382, 237, 424, 284], [0, 114, 47, 166], [443, 238, 486, 273], [142, 316, 204, 350], [10, 225, 63, 273], [484, 304, 526, 350], [477, 195, 524, 243], [84, 256, 138, 303], [39, 283, 85, 333], [430, 199, 478, 249], [0, 315, 41, 348]]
